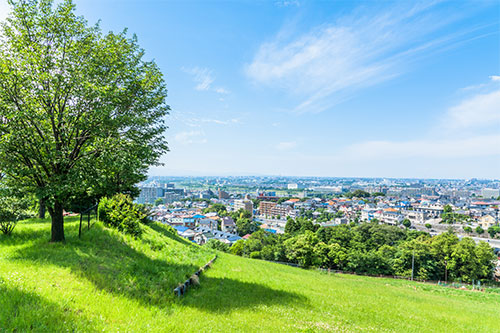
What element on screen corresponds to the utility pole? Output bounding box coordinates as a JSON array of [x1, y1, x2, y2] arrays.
[[411, 250, 415, 281]]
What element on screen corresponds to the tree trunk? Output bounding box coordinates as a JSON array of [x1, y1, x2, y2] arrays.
[[49, 200, 65, 242], [38, 198, 46, 219]]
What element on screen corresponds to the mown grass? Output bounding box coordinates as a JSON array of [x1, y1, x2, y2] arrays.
[[1, 218, 499, 332]]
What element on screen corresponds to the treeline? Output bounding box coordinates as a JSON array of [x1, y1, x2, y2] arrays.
[[227, 219, 497, 283]]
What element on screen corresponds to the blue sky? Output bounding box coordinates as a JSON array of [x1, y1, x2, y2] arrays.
[[1, 0, 499, 179]]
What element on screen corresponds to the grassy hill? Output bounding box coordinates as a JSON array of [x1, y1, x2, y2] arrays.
[[1, 218, 499, 332]]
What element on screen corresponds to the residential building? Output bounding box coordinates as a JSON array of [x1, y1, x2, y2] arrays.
[[221, 216, 237, 234], [234, 199, 253, 215]]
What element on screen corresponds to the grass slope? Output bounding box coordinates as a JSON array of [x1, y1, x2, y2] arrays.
[[1, 218, 499, 332]]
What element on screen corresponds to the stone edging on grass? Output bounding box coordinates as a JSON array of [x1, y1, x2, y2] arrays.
[[174, 255, 217, 297]]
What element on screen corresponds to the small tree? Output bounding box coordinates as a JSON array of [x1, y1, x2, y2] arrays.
[[475, 226, 484, 235], [463, 226, 472, 233], [154, 198, 164, 206], [402, 219, 412, 228], [425, 223, 432, 229], [487, 226, 500, 238]]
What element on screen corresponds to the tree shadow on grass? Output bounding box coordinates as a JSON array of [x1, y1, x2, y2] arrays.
[[182, 276, 309, 313], [0, 283, 97, 331], [9, 225, 201, 309]]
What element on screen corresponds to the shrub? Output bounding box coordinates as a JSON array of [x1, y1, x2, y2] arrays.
[[0, 195, 32, 235], [204, 239, 229, 252], [98, 194, 146, 237], [249, 251, 261, 259]]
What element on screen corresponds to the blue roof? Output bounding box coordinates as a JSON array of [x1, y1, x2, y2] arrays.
[[265, 228, 277, 233], [173, 226, 189, 232], [192, 214, 206, 219]]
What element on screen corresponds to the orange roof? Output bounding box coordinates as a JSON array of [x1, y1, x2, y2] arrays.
[[384, 208, 398, 212]]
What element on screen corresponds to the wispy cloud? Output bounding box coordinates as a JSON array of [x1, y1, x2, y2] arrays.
[[246, 2, 497, 113], [445, 89, 500, 129], [347, 134, 500, 160], [182, 66, 229, 95], [275, 141, 297, 150], [174, 131, 207, 145], [346, 77, 500, 160], [182, 67, 214, 91], [275, 0, 300, 7]]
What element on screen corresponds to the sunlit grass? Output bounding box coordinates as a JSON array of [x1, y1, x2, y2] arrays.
[[1, 218, 499, 332]]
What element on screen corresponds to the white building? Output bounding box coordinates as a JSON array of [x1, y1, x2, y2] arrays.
[[481, 188, 500, 199]]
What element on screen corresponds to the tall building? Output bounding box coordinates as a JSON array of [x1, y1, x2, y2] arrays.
[[234, 199, 253, 215], [259, 201, 276, 217], [218, 188, 230, 199]]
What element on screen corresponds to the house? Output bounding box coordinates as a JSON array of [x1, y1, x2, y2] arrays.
[[221, 216, 236, 234], [193, 226, 241, 245], [173, 226, 196, 241], [478, 215, 497, 229], [197, 218, 218, 230]]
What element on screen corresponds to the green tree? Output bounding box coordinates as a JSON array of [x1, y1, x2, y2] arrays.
[[284, 230, 319, 267], [154, 198, 164, 206], [230, 239, 245, 256], [402, 219, 412, 228], [236, 217, 258, 236], [0, 1, 168, 241], [475, 241, 497, 280], [487, 226, 500, 238], [475, 226, 484, 234], [425, 223, 432, 229], [463, 226, 472, 233]]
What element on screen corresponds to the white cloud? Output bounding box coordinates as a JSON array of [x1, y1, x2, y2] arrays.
[[185, 117, 240, 127], [182, 67, 214, 91], [347, 134, 500, 160], [275, 0, 300, 7], [182, 67, 229, 96], [445, 89, 500, 129], [490, 75, 500, 82], [246, 2, 494, 113], [174, 131, 207, 145], [214, 87, 229, 94], [275, 141, 297, 150]]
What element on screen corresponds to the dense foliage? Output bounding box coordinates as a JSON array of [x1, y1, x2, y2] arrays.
[[98, 194, 150, 237], [0, 0, 169, 241], [231, 220, 498, 282]]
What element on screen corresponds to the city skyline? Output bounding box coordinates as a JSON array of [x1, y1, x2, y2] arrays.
[[1, 0, 499, 179]]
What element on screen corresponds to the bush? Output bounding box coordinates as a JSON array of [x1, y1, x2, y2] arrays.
[[98, 194, 146, 237], [204, 239, 229, 252], [0, 195, 32, 235], [249, 251, 261, 259]]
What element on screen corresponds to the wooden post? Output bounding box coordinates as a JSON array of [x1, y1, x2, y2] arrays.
[[79, 213, 83, 238]]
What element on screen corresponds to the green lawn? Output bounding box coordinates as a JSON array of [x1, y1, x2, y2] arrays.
[[1, 218, 499, 332]]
